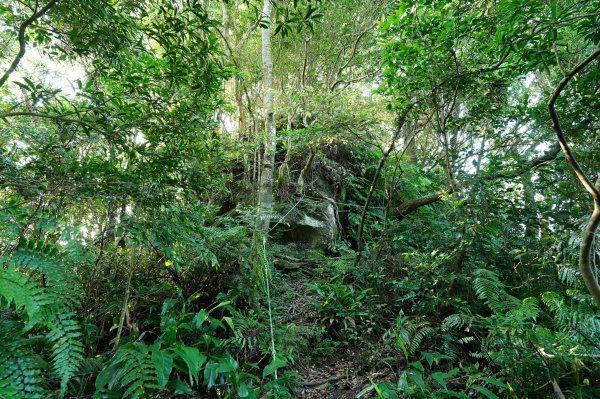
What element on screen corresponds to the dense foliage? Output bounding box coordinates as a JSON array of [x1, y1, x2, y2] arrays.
[[0, 0, 599, 398]]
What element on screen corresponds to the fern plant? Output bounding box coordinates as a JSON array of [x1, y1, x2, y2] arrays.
[[0, 204, 86, 397], [95, 342, 162, 398], [0, 340, 48, 399], [47, 310, 85, 394], [0, 266, 85, 397], [307, 281, 375, 344], [95, 295, 261, 398], [471, 268, 600, 397]]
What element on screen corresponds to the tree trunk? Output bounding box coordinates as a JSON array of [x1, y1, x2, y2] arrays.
[[296, 146, 316, 196], [278, 113, 293, 182], [258, 0, 275, 231]]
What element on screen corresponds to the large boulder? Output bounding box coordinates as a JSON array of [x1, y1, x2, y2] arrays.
[[274, 195, 339, 249]]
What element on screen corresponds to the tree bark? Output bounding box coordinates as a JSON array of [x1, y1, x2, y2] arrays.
[[278, 113, 293, 182], [258, 0, 276, 231]]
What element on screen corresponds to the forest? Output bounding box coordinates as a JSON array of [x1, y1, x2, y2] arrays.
[[0, 0, 599, 398]]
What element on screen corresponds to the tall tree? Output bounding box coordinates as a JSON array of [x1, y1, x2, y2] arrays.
[[258, 0, 275, 231]]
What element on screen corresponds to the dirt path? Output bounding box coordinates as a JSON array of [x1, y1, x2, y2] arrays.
[[273, 268, 395, 398], [295, 354, 364, 399]]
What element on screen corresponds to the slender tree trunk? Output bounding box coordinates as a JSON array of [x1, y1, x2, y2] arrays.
[[296, 146, 316, 196], [403, 119, 417, 164], [113, 249, 135, 353], [0, 0, 59, 90], [253, 117, 260, 186], [258, 0, 276, 231], [447, 138, 486, 295], [356, 107, 413, 254], [278, 113, 293, 181]]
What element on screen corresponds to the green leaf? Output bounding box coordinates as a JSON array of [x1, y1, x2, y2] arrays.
[[422, 352, 452, 367], [95, 362, 121, 391], [409, 360, 424, 372], [478, 377, 507, 389], [238, 382, 250, 397], [193, 310, 209, 329], [262, 357, 288, 378], [471, 384, 499, 399], [397, 371, 409, 392], [356, 384, 374, 397], [172, 346, 206, 385], [209, 300, 231, 313], [222, 316, 235, 331], [410, 370, 425, 391], [204, 361, 219, 389], [167, 379, 193, 395], [152, 348, 173, 388], [431, 371, 450, 389], [217, 355, 237, 373]]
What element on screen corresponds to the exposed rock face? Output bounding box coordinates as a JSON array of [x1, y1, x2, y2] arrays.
[[321, 198, 338, 243], [275, 195, 339, 249]]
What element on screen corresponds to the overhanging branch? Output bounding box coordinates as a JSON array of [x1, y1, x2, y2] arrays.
[[548, 42, 600, 307], [0, 0, 60, 89], [394, 141, 562, 218]]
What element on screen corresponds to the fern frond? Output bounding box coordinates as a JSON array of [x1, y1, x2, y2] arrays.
[[0, 267, 51, 326], [0, 267, 84, 396], [473, 269, 519, 313], [408, 325, 436, 354], [440, 339, 459, 360], [541, 291, 561, 311], [458, 336, 475, 344], [0, 342, 48, 398], [95, 343, 159, 399], [542, 291, 600, 339], [442, 314, 466, 331], [2, 238, 82, 303], [514, 297, 540, 321], [557, 266, 580, 287], [46, 310, 84, 396]]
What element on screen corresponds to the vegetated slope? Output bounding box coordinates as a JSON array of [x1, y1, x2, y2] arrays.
[[1, 0, 600, 398]]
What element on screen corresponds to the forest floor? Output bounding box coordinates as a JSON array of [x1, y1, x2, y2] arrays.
[[273, 260, 396, 398]]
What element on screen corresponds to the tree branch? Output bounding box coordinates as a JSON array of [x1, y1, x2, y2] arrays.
[[548, 45, 600, 202], [0, 0, 60, 90], [330, 29, 370, 91], [394, 141, 563, 218], [1, 111, 112, 137], [397, 190, 447, 217], [548, 42, 600, 307], [356, 105, 414, 253], [485, 142, 561, 180]]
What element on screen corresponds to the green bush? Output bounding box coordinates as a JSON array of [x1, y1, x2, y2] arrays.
[[307, 281, 375, 344]]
